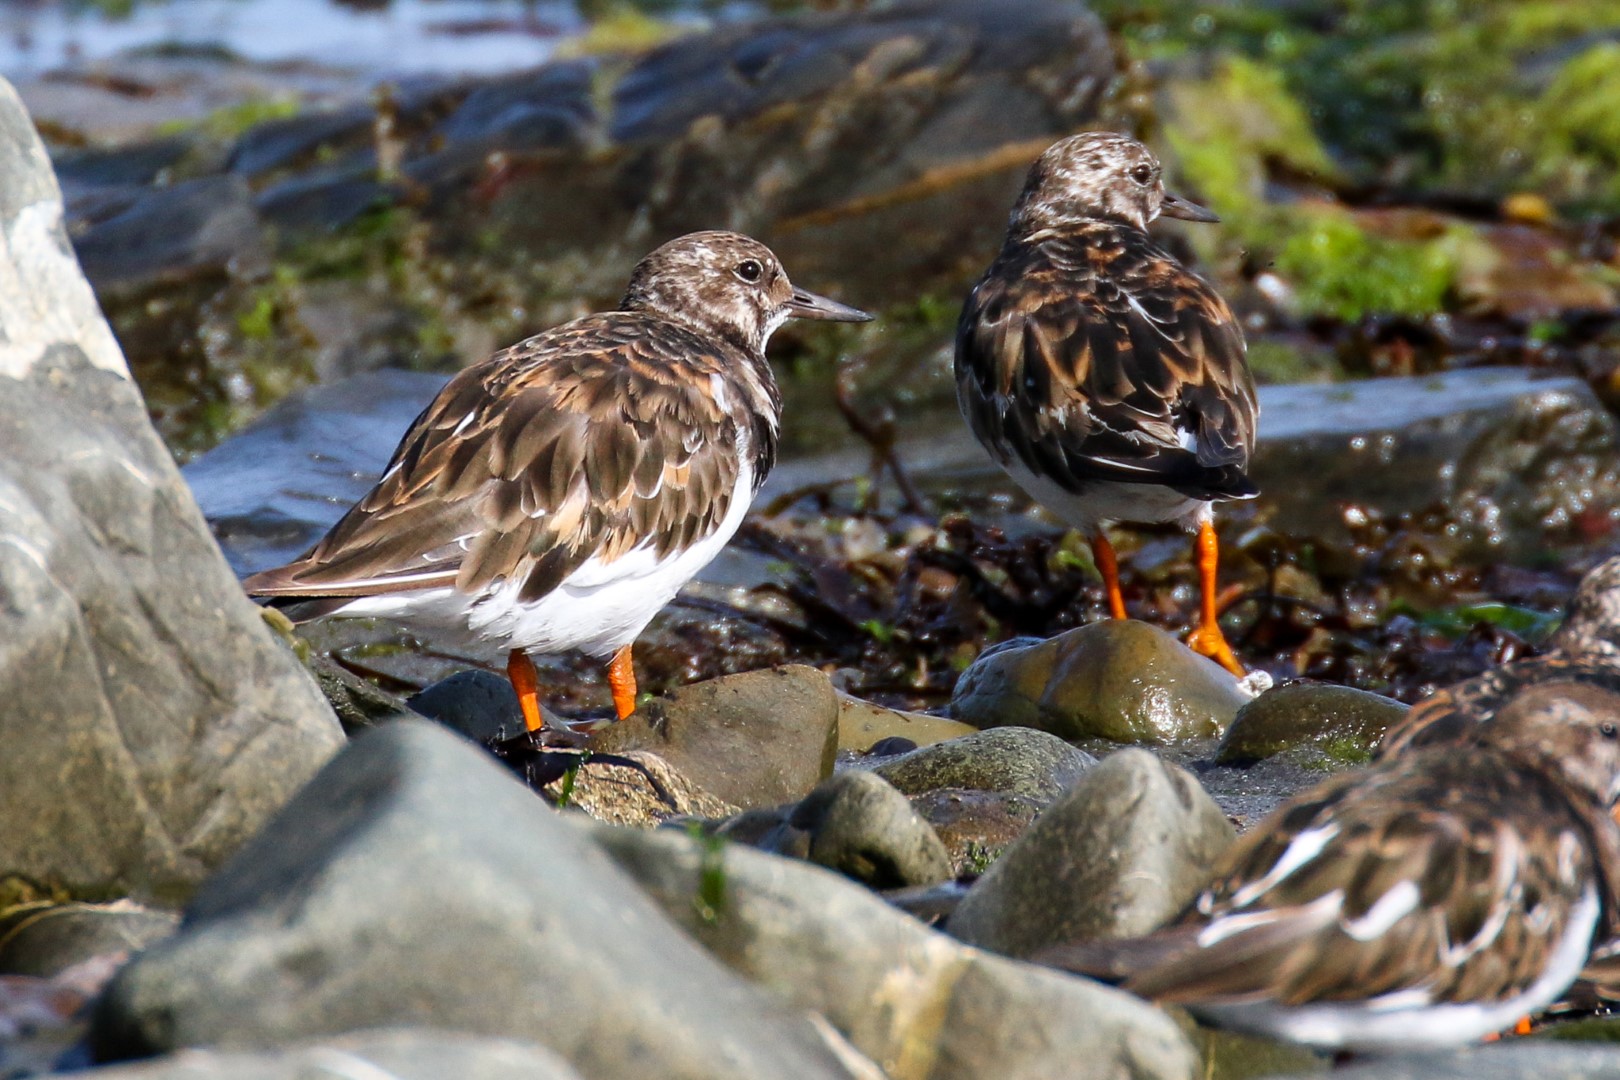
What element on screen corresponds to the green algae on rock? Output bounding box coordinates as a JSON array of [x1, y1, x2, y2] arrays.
[[1216, 682, 1409, 766]]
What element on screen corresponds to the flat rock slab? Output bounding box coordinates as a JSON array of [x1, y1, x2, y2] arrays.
[[1266, 1041, 1620, 1079], [589, 664, 840, 809], [57, 1030, 585, 1080], [590, 821, 1199, 1080], [0, 76, 342, 905], [949, 749, 1236, 959], [91, 720, 879, 1079]]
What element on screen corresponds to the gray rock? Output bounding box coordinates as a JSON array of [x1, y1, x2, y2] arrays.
[[91, 721, 874, 1080], [589, 664, 840, 809], [590, 821, 1200, 1080], [949, 622, 1251, 743], [791, 771, 951, 889], [1217, 682, 1409, 765], [1251, 369, 1620, 562], [73, 174, 268, 296], [949, 749, 1236, 959], [59, 1029, 585, 1079], [407, 668, 529, 743], [543, 749, 740, 828], [0, 76, 342, 905], [870, 726, 1097, 803], [907, 788, 1042, 878], [1265, 1041, 1620, 1079], [0, 902, 178, 977]]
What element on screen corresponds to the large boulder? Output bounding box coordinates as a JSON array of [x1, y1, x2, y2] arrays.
[[592, 821, 1199, 1080], [90, 721, 880, 1080], [0, 77, 342, 906]]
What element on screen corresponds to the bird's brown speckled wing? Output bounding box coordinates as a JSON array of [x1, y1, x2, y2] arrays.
[[242, 312, 771, 604], [1042, 751, 1597, 1009], [956, 225, 1257, 500], [1378, 662, 1620, 759]]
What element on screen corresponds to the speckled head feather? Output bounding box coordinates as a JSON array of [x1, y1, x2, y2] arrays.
[[1010, 130, 1219, 235], [622, 230, 868, 356], [241, 230, 869, 657], [1550, 555, 1620, 660]]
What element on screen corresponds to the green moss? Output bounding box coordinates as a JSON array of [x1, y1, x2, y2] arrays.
[[1272, 209, 1460, 321], [158, 96, 301, 141]]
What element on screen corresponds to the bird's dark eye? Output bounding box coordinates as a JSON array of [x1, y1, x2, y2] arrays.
[[734, 259, 764, 283], [1130, 164, 1155, 186], [1603, 722, 1618, 740]]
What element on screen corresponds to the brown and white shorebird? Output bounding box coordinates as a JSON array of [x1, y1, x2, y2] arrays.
[[1039, 681, 1620, 1051], [955, 131, 1258, 674], [243, 231, 870, 731]]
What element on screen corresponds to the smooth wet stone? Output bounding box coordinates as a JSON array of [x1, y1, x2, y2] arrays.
[[61, 1029, 586, 1079], [1250, 370, 1620, 561], [790, 771, 951, 889], [0, 78, 343, 905], [589, 665, 840, 810], [1216, 682, 1410, 765], [91, 721, 877, 1079], [908, 788, 1042, 878], [949, 622, 1251, 744], [949, 749, 1236, 960], [870, 727, 1097, 803], [836, 692, 978, 752], [407, 669, 530, 744], [542, 749, 740, 828], [0, 902, 177, 977], [591, 821, 1200, 1080]]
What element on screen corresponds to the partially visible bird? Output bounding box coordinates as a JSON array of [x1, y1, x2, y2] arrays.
[[955, 130, 1258, 675], [1379, 554, 1620, 758], [1038, 681, 1620, 1051], [243, 231, 870, 731]]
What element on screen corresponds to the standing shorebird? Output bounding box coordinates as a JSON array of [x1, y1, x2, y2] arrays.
[[243, 231, 870, 731], [1039, 682, 1620, 1051], [955, 131, 1258, 674]]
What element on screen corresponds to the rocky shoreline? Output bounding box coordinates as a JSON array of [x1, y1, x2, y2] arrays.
[[4, 3, 1620, 1079]]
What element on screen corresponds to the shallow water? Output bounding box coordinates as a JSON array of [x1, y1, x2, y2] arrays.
[[0, 0, 748, 79]]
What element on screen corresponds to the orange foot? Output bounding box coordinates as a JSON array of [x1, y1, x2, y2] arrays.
[[1188, 519, 1245, 676], [507, 649, 546, 732], [608, 644, 638, 721]]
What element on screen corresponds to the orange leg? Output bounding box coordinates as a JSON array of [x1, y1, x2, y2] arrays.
[[1185, 520, 1246, 676], [608, 644, 638, 721], [1090, 533, 1128, 620], [507, 649, 545, 732]]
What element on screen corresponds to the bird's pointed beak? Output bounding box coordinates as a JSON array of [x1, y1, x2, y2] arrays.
[[1160, 189, 1220, 223], [784, 287, 872, 323]]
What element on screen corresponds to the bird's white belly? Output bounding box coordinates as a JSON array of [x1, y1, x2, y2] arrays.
[[1001, 459, 1211, 533], [334, 463, 755, 659]]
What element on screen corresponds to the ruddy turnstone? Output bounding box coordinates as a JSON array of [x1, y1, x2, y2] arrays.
[[1379, 555, 1620, 757], [243, 231, 870, 731], [954, 131, 1258, 675], [1038, 682, 1620, 1051]]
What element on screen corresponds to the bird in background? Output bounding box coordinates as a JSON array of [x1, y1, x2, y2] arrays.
[[1038, 681, 1620, 1051], [955, 130, 1258, 674], [244, 230, 870, 731]]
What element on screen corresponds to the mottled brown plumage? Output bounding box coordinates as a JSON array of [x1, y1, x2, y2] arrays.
[[1039, 683, 1620, 1051], [243, 230, 869, 727], [955, 131, 1258, 673], [1379, 555, 1620, 757], [956, 131, 1257, 515]]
